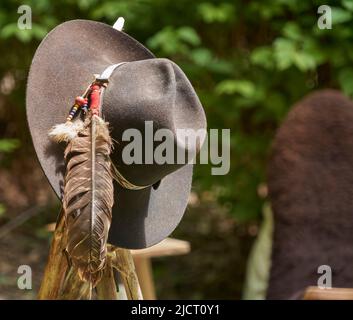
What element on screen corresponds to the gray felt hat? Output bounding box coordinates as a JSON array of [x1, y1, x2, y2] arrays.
[[26, 19, 207, 249]]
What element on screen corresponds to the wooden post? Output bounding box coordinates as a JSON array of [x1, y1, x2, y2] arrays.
[[130, 237, 191, 300], [109, 246, 143, 300], [134, 257, 156, 300]]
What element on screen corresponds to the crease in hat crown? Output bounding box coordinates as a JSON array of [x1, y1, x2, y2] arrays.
[[97, 61, 152, 191]]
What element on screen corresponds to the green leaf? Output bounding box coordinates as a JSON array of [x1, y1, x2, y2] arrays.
[[0, 22, 47, 42], [216, 80, 256, 98], [31, 24, 48, 40], [342, 0, 353, 12], [293, 52, 316, 71], [177, 27, 201, 46], [282, 22, 302, 41], [197, 3, 235, 23], [191, 48, 213, 66], [251, 47, 274, 69], [273, 38, 296, 70], [147, 26, 200, 55], [78, 0, 99, 10], [301, 38, 326, 65], [0, 23, 19, 39], [91, 0, 141, 21], [147, 27, 183, 55], [0, 139, 20, 153], [331, 7, 352, 24], [207, 59, 234, 75], [338, 68, 353, 96]]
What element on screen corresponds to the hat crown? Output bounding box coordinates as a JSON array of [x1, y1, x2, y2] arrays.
[[103, 58, 206, 187]]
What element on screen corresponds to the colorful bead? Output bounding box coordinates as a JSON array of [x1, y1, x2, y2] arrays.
[[66, 102, 81, 121], [75, 96, 88, 106]]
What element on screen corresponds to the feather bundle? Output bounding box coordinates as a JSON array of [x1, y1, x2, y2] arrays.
[[59, 115, 114, 286]]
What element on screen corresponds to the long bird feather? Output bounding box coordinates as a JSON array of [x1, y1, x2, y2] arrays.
[[60, 115, 114, 286]]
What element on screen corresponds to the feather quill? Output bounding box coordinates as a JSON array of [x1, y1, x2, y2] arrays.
[[62, 115, 114, 286]]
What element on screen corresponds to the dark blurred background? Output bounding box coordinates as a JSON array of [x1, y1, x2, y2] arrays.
[[0, 0, 352, 299]]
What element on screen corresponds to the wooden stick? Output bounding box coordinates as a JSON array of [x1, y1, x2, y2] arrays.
[[134, 257, 156, 299], [109, 246, 143, 300], [303, 286, 353, 300], [0, 205, 42, 239], [38, 209, 68, 299], [96, 256, 119, 300]]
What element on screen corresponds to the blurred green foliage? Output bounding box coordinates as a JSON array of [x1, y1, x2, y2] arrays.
[[0, 0, 351, 221], [0, 139, 19, 153], [0, 204, 5, 217]]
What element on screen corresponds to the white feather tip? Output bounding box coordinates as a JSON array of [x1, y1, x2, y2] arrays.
[[48, 120, 84, 143]]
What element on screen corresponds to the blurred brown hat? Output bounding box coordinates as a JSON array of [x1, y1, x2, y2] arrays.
[[267, 90, 353, 299]]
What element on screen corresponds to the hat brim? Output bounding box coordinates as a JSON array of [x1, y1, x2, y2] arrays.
[[26, 19, 193, 249]]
